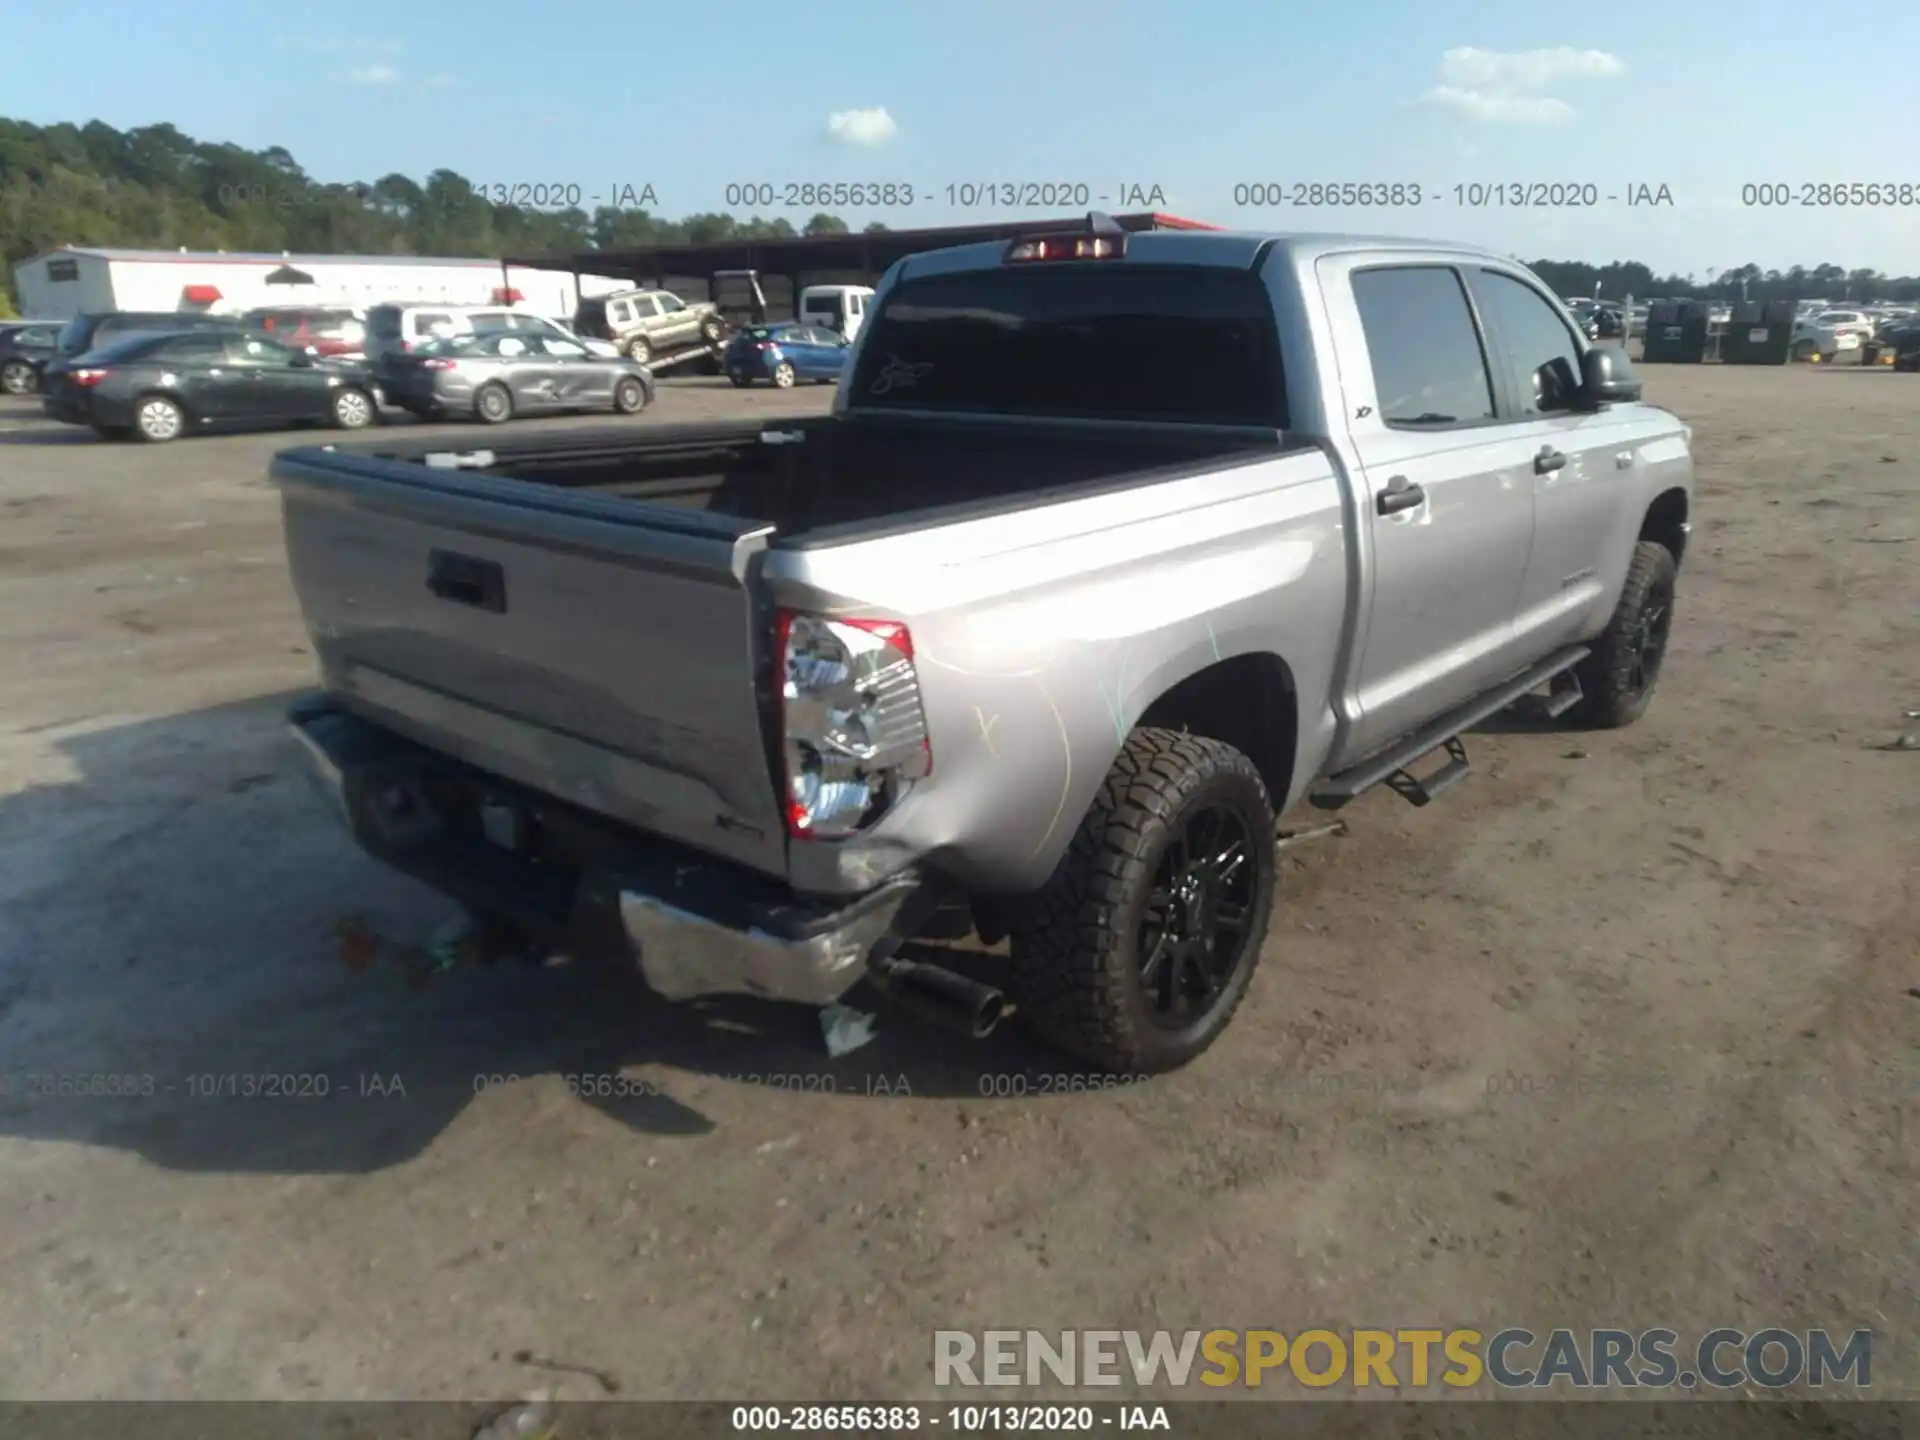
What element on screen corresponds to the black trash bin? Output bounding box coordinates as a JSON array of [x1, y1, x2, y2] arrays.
[[1721, 299, 1794, 365]]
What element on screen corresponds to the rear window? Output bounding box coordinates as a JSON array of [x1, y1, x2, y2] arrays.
[[848, 265, 1286, 425], [84, 331, 193, 361]]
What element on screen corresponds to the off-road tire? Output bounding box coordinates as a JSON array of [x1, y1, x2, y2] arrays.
[[1569, 540, 1678, 729], [1007, 728, 1277, 1074]]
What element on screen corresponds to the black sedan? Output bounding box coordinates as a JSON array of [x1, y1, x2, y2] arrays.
[[41, 329, 381, 442], [0, 321, 60, 395]]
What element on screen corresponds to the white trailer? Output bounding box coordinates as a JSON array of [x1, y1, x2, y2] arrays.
[[12, 247, 628, 324]]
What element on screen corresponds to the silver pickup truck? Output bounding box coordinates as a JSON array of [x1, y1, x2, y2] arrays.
[[277, 219, 1693, 1074]]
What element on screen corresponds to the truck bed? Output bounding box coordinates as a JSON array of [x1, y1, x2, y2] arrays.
[[353, 414, 1285, 543], [273, 413, 1299, 882]]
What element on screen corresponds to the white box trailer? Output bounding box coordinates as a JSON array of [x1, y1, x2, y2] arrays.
[[12, 247, 628, 325]]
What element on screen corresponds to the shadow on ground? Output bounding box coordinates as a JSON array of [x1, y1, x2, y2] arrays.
[[0, 692, 1060, 1176]]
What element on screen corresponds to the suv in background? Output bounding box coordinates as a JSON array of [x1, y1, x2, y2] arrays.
[[364, 304, 618, 362], [243, 307, 367, 359], [55, 310, 242, 361], [573, 288, 725, 363]]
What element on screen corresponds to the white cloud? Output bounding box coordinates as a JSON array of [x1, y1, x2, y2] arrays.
[[1438, 46, 1624, 89], [825, 107, 898, 147], [1416, 45, 1623, 123], [346, 65, 401, 85], [1420, 86, 1576, 124]]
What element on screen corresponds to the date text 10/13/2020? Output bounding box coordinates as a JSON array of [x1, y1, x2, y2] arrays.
[[730, 1406, 1172, 1432]]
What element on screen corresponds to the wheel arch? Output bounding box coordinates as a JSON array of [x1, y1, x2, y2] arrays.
[[1640, 486, 1690, 568], [1135, 651, 1301, 813]]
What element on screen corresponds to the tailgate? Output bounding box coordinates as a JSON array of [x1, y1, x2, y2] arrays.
[[273, 443, 790, 876]]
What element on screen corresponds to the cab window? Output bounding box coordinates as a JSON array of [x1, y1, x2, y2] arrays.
[[1350, 266, 1497, 427], [1468, 269, 1584, 417]]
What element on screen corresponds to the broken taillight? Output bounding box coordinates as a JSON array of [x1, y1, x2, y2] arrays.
[[776, 611, 931, 839]]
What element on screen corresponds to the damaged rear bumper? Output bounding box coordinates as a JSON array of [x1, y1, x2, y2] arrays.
[[287, 694, 923, 1007]]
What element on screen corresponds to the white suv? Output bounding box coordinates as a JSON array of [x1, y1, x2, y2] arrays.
[[365, 304, 619, 361]]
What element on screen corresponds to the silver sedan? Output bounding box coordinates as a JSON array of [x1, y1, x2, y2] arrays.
[[374, 331, 655, 424]]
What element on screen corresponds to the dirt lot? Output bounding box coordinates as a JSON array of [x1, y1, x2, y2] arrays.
[[0, 368, 1914, 1404]]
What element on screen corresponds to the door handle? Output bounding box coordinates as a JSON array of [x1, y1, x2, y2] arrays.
[[1535, 446, 1567, 474], [1376, 475, 1426, 516], [427, 549, 507, 613]]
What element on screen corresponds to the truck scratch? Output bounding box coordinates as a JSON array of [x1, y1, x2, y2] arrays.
[[1026, 677, 1073, 858], [975, 706, 1002, 757]]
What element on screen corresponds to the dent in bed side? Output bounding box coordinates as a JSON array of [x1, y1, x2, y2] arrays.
[[764, 447, 1350, 898]]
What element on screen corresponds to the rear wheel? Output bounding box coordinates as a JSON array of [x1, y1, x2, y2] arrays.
[[612, 376, 647, 414], [771, 361, 796, 389], [1569, 540, 1678, 729], [133, 395, 185, 443], [624, 336, 652, 365], [474, 383, 514, 425], [330, 386, 375, 430], [1007, 729, 1277, 1074], [1793, 338, 1819, 362], [0, 360, 35, 395]]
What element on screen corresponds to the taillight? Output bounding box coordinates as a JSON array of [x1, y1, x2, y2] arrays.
[[69, 368, 109, 387], [776, 611, 931, 839], [421, 359, 457, 371], [756, 342, 777, 353]]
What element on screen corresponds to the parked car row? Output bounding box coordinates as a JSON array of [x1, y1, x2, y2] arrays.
[[9, 277, 882, 438], [28, 304, 663, 442]]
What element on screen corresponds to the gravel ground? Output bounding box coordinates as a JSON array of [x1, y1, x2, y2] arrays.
[[0, 367, 1914, 1403]]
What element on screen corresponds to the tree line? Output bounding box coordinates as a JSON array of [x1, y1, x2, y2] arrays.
[[4, 117, 1918, 316]]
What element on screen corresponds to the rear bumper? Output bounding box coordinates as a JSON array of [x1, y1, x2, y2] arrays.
[[288, 696, 922, 1006]]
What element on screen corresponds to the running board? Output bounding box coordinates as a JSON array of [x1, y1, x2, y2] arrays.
[[1309, 645, 1591, 811]]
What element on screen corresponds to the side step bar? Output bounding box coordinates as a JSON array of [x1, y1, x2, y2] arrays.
[[1310, 645, 1590, 811]]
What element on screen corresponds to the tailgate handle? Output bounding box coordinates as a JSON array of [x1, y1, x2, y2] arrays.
[[427, 550, 507, 613]]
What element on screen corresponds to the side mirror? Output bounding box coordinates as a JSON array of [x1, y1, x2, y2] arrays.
[[1580, 344, 1641, 406], [290, 351, 315, 368]]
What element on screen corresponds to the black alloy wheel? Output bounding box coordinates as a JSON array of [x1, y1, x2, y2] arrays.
[[1137, 804, 1258, 1028]]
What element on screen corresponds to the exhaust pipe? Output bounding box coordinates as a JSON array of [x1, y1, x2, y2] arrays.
[[871, 958, 1011, 1039]]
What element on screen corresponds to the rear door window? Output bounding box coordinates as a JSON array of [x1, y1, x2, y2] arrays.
[[849, 264, 1286, 425], [414, 312, 455, 338], [1349, 266, 1497, 427]]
